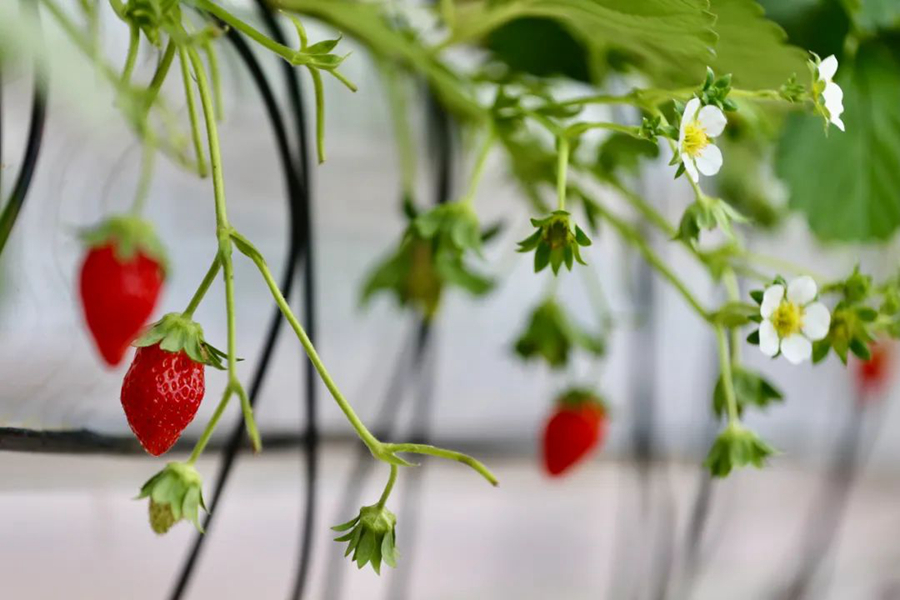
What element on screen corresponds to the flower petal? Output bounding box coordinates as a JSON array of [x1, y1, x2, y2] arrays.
[[760, 284, 785, 318], [781, 334, 812, 365], [695, 144, 723, 176], [682, 156, 699, 183], [802, 302, 831, 341], [680, 97, 700, 139], [818, 55, 838, 81], [788, 275, 817, 305], [822, 81, 843, 109], [698, 105, 727, 137], [831, 113, 845, 132], [759, 320, 780, 357]]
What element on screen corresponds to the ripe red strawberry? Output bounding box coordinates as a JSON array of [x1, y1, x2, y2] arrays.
[[121, 313, 225, 456], [122, 343, 205, 456], [855, 342, 893, 396], [542, 389, 607, 477], [79, 217, 167, 367]]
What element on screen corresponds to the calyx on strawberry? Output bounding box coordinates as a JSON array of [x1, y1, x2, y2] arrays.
[[332, 504, 399, 574], [79, 216, 168, 367], [542, 388, 607, 477], [122, 313, 226, 456], [137, 462, 206, 534]]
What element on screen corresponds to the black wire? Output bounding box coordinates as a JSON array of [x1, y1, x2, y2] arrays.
[[0, 3, 47, 257], [250, 8, 319, 599], [168, 26, 305, 600]]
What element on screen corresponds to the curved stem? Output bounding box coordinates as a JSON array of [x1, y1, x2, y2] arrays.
[[384, 443, 498, 486], [575, 186, 709, 320], [182, 255, 221, 317], [231, 230, 382, 452], [460, 128, 494, 206], [565, 122, 641, 138], [308, 66, 326, 163], [376, 464, 398, 509], [187, 386, 232, 464], [179, 46, 209, 178], [144, 40, 176, 109], [201, 40, 224, 121], [121, 23, 140, 85]]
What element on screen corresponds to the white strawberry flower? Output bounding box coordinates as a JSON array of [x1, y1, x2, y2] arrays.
[[678, 97, 727, 183], [816, 55, 844, 131], [759, 276, 831, 365]]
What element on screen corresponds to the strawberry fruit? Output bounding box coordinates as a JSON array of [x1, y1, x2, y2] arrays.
[[79, 216, 167, 366], [542, 389, 607, 477], [122, 313, 225, 456]]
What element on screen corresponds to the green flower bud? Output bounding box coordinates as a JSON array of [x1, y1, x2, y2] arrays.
[[332, 504, 399, 575], [517, 210, 591, 275], [137, 462, 206, 535]]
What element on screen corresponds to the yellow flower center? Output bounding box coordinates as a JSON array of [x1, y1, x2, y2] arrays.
[[682, 121, 710, 157], [771, 301, 803, 338]]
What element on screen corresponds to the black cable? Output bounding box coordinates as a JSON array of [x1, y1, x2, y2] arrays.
[[168, 26, 305, 600], [0, 3, 47, 256], [249, 8, 319, 599]]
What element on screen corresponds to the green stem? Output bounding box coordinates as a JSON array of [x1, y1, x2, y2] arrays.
[[179, 46, 209, 178], [231, 231, 381, 452], [376, 464, 398, 509], [556, 136, 569, 211], [309, 67, 326, 164], [715, 325, 740, 425], [564, 122, 642, 138], [574, 186, 709, 320], [130, 134, 156, 215], [144, 40, 176, 110], [182, 255, 222, 317], [187, 44, 260, 452], [460, 128, 495, 206], [741, 251, 828, 283], [188, 386, 232, 464], [723, 268, 742, 363], [556, 92, 643, 108], [381, 62, 416, 199], [202, 40, 224, 122], [121, 23, 140, 85], [383, 443, 499, 486]]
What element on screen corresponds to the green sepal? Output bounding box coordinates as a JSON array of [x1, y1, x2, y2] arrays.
[[704, 423, 776, 478], [518, 210, 592, 275], [513, 299, 604, 369], [134, 312, 226, 370], [711, 302, 758, 328], [555, 387, 607, 414], [333, 504, 398, 575], [80, 215, 168, 274], [712, 367, 783, 419], [137, 462, 206, 534]]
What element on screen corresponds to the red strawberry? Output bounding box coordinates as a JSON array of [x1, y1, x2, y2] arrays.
[[79, 217, 167, 367], [542, 389, 607, 477], [121, 343, 205, 456], [855, 342, 893, 396]]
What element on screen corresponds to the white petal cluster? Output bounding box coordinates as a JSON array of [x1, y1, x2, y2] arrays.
[[759, 276, 830, 365]]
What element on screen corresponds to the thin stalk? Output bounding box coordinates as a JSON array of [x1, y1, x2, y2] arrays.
[[576, 186, 709, 320], [309, 67, 326, 163], [715, 325, 740, 425], [556, 136, 569, 211], [202, 40, 224, 121], [179, 46, 209, 177], [460, 129, 494, 206], [188, 386, 233, 464], [565, 122, 642, 138], [121, 23, 140, 85], [190, 0, 297, 62], [376, 464, 398, 509], [187, 44, 261, 452], [232, 231, 381, 452], [182, 255, 222, 317], [723, 268, 742, 363], [130, 134, 156, 215], [145, 40, 177, 109], [384, 442, 498, 486]]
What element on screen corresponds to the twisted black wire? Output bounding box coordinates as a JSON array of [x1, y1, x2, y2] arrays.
[[0, 2, 47, 256], [168, 25, 305, 600]]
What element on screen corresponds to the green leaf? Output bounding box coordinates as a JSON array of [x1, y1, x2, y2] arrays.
[[705, 0, 810, 89], [704, 423, 776, 478], [452, 0, 717, 85], [777, 42, 900, 241], [853, 0, 900, 31]]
